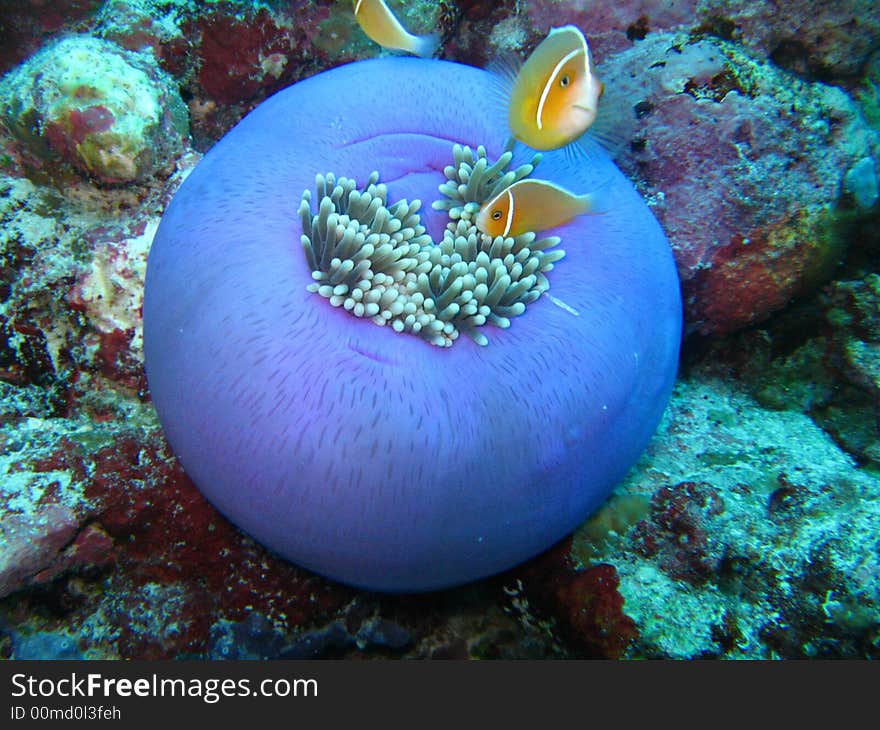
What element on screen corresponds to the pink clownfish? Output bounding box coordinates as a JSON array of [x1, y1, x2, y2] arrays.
[[504, 25, 605, 152], [353, 0, 440, 58], [475, 179, 608, 239]]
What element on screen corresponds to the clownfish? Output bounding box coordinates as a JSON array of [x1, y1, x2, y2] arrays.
[[504, 25, 605, 152], [353, 0, 440, 58], [475, 179, 608, 238]]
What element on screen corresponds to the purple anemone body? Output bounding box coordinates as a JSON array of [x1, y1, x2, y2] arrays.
[[143, 58, 681, 592]]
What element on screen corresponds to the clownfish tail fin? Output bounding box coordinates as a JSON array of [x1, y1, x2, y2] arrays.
[[410, 31, 441, 58], [578, 177, 614, 216]]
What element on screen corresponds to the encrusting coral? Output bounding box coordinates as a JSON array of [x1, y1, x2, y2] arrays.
[[0, 35, 188, 184], [300, 145, 566, 346]]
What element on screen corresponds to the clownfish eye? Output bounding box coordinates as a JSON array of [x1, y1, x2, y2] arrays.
[[560, 74, 571, 87], [491, 210, 503, 221]]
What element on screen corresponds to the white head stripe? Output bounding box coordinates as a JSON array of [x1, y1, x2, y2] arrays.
[[502, 189, 515, 238], [354, 0, 363, 14], [535, 46, 584, 131]]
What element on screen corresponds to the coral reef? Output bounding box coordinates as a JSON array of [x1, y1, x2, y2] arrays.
[[816, 275, 880, 463], [1, 0, 879, 659], [824, 275, 880, 400], [456, 1, 880, 85], [697, 0, 880, 81], [569, 371, 880, 658], [90, 0, 453, 147], [0, 402, 353, 658]]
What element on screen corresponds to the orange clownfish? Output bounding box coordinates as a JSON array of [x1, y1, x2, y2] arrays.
[[507, 25, 604, 151], [353, 0, 440, 58], [475, 179, 608, 238]]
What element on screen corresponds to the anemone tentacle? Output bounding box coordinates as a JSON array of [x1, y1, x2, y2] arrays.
[[301, 145, 561, 346]]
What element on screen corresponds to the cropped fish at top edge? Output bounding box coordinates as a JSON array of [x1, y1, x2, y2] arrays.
[[353, 0, 440, 58], [506, 25, 605, 152], [476, 178, 608, 238]]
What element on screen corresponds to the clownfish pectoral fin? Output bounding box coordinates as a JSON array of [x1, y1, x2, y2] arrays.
[[560, 127, 628, 175], [487, 53, 521, 91], [579, 76, 636, 161], [582, 120, 630, 161], [562, 133, 605, 167], [487, 54, 521, 146]]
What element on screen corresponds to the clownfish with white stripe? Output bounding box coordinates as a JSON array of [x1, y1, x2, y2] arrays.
[[353, 0, 440, 58], [503, 25, 606, 152], [475, 178, 608, 239]]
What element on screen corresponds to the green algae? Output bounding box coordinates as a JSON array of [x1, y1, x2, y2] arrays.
[[856, 50, 880, 130], [815, 390, 880, 465]]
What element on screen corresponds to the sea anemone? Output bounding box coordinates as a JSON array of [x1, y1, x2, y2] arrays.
[[301, 145, 563, 347], [143, 58, 681, 591]]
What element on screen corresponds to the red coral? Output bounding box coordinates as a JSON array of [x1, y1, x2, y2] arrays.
[[32, 524, 116, 585], [0, 0, 100, 75], [632, 481, 725, 584], [506, 539, 638, 658], [42, 108, 113, 170], [0, 504, 80, 598], [83, 436, 351, 658], [555, 564, 639, 659], [29, 438, 89, 483], [67, 105, 115, 144], [192, 7, 293, 105], [685, 209, 836, 335], [96, 328, 141, 388]]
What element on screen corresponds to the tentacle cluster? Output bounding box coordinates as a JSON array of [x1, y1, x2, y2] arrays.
[[300, 145, 565, 346]]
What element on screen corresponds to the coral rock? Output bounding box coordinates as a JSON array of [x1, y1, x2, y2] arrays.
[[0, 0, 101, 76], [525, 0, 698, 60], [699, 0, 880, 81], [632, 481, 726, 585], [0, 35, 189, 184], [188, 6, 295, 106], [506, 539, 639, 658], [824, 274, 880, 400], [554, 564, 639, 659], [522, 1, 879, 82], [0, 503, 79, 598], [576, 374, 880, 658], [602, 34, 879, 334]]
